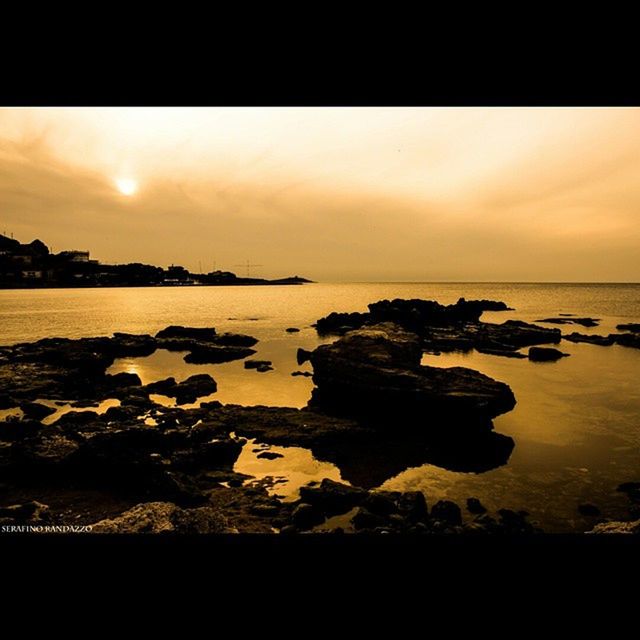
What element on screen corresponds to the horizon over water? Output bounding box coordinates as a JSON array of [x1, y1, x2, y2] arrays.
[[2, 281, 640, 532]]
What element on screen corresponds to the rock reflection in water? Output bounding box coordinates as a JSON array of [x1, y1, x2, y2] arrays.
[[311, 427, 514, 489]]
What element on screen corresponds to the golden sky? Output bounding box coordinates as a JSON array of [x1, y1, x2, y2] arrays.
[[1, 107, 639, 281]]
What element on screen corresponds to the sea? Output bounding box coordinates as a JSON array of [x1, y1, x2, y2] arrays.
[[2, 282, 640, 532]]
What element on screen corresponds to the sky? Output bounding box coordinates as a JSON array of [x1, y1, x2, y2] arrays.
[[0, 107, 639, 281]]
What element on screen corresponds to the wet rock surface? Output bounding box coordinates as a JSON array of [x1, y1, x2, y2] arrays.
[[616, 323, 640, 333], [307, 322, 516, 427], [90, 501, 230, 533], [563, 333, 615, 346], [536, 317, 599, 327], [528, 347, 569, 362]]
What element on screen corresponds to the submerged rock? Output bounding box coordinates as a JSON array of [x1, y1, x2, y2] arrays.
[[307, 322, 516, 427], [536, 317, 599, 327], [528, 347, 569, 362]]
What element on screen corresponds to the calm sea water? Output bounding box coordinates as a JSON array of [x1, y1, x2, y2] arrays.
[[2, 282, 640, 532]]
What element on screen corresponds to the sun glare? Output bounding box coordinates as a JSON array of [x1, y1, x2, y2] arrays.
[[115, 177, 138, 196]]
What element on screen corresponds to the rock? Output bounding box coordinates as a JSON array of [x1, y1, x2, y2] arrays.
[[466, 497, 487, 514], [616, 323, 640, 333], [146, 374, 217, 404], [528, 347, 569, 362], [256, 451, 284, 460], [296, 348, 313, 365], [397, 491, 428, 522], [279, 525, 298, 534], [578, 503, 601, 517], [563, 333, 615, 346], [256, 365, 273, 373], [90, 501, 229, 533], [19, 402, 56, 420], [361, 491, 399, 516], [110, 333, 157, 357], [184, 345, 256, 364], [307, 322, 516, 426], [536, 317, 599, 327], [291, 503, 324, 530], [0, 500, 51, 525], [352, 507, 388, 531], [589, 519, 640, 534], [298, 479, 368, 515], [104, 372, 142, 389], [315, 312, 370, 335], [169, 438, 243, 470], [476, 348, 527, 359], [285, 327, 300, 333], [291, 371, 313, 377], [431, 500, 462, 526], [212, 333, 258, 347], [0, 418, 43, 441], [497, 509, 535, 533], [244, 359, 272, 369], [612, 333, 640, 350]]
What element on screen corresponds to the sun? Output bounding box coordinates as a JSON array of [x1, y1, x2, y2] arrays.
[[115, 177, 138, 196]]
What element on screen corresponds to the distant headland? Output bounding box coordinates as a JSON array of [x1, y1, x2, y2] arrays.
[[0, 234, 312, 289]]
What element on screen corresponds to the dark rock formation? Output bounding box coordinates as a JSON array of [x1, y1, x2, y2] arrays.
[[563, 332, 615, 346], [467, 497, 487, 514], [536, 317, 599, 327], [298, 479, 367, 516], [291, 503, 324, 530], [154, 326, 257, 363], [314, 297, 513, 336], [291, 370, 313, 377], [145, 374, 217, 404], [528, 347, 570, 362], [307, 322, 516, 428], [90, 501, 229, 533], [431, 500, 463, 526], [285, 327, 300, 333], [19, 402, 56, 421], [613, 333, 640, 350], [244, 360, 273, 370], [616, 323, 640, 333], [0, 500, 51, 526], [256, 451, 283, 460]]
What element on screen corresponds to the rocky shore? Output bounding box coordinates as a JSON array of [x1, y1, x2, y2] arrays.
[[1, 297, 639, 534]]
